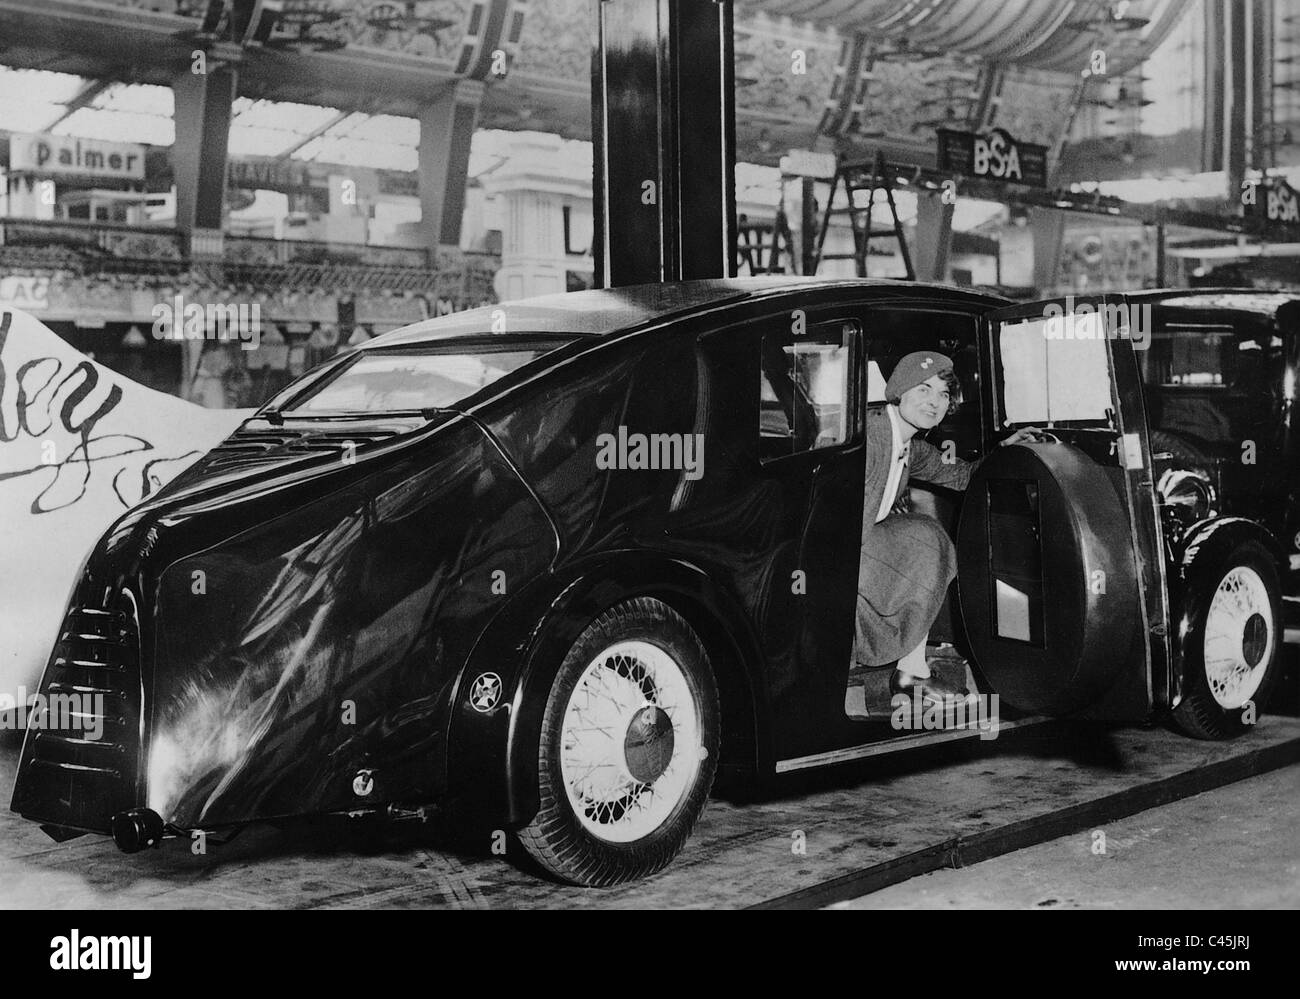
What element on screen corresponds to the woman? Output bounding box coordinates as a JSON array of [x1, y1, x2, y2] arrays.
[[856, 350, 1036, 705]]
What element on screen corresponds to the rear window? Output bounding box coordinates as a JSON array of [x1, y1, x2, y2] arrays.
[[281, 346, 563, 416], [1141, 328, 1284, 390]]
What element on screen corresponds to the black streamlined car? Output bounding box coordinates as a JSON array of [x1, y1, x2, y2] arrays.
[[12, 278, 1291, 885]]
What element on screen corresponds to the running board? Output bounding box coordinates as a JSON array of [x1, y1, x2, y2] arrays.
[[775, 716, 1051, 773]]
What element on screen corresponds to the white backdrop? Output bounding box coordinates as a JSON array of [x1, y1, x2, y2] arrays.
[[0, 308, 245, 700]]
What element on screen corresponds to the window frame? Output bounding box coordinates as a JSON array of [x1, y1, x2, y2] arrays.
[[755, 311, 865, 466]]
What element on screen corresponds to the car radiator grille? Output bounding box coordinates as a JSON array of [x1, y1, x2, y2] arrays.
[[19, 601, 142, 831]]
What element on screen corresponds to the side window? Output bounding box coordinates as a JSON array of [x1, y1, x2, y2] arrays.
[[996, 316, 1113, 427], [759, 318, 858, 460]]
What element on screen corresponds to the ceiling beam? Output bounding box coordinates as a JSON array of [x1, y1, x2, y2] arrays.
[[41, 75, 115, 131], [271, 107, 353, 160]]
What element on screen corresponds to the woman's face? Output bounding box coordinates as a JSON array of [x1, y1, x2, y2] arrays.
[[897, 374, 950, 431]]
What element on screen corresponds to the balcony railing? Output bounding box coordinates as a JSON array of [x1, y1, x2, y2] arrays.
[[0, 217, 499, 296]]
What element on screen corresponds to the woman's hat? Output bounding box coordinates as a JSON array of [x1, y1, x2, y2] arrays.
[[886, 351, 954, 400]]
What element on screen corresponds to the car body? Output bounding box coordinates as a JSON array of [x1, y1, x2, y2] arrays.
[[11, 277, 1290, 885], [1128, 289, 1300, 605]]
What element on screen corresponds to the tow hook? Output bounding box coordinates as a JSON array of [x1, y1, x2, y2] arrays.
[[110, 808, 165, 853]]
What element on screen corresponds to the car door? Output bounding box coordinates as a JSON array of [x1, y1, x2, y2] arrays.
[[957, 294, 1170, 719], [751, 309, 867, 759]]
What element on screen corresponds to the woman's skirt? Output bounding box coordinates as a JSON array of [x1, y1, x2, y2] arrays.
[[853, 512, 958, 667]]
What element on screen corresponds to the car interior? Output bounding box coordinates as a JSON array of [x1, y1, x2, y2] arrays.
[[843, 310, 985, 721]]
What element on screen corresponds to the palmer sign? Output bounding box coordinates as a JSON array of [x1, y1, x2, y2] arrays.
[[9, 133, 146, 181], [937, 128, 1048, 187]]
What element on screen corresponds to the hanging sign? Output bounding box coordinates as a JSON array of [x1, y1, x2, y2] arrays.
[[10, 133, 146, 181], [937, 128, 1048, 187]]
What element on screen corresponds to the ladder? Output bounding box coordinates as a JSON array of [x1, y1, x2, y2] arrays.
[[812, 152, 915, 279], [736, 207, 798, 275]]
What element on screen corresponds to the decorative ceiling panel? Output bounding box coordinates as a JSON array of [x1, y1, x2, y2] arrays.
[[511, 0, 592, 81], [745, 0, 1184, 74]]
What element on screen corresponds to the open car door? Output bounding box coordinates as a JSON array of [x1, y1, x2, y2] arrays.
[[957, 295, 1169, 719]]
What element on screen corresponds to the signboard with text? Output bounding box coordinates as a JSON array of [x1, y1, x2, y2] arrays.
[[1244, 175, 1300, 230], [9, 133, 147, 181], [0, 275, 50, 312], [937, 128, 1048, 187]]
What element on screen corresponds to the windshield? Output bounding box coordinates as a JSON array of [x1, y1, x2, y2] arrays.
[[280, 346, 563, 416]]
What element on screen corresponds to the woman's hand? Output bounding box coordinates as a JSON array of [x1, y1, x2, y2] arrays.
[[1000, 427, 1045, 447]]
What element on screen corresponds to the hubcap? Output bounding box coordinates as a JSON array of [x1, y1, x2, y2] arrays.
[[559, 639, 701, 844], [624, 705, 675, 783], [1204, 567, 1275, 710]]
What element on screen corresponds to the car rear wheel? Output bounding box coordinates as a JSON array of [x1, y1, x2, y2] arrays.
[[517, 597, 719, 887], [1172, 542, 1283, 739]]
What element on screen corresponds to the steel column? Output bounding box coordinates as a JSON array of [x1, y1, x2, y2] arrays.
[[592, 0, 737, 287]]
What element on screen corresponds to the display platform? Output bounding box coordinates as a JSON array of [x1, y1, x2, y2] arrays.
[[3, 717, 1297, 909]]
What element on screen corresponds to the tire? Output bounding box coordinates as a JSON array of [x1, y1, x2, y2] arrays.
[[517, 597, 719, 886], [1172, 541, 1283, 739], [956, 442, 1139, 714]]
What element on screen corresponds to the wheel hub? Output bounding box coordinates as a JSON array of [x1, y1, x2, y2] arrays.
[[623, 705, 675, 783], [1242, 613, 1268, 668]]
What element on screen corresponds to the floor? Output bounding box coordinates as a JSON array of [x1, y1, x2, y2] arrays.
[[833, 765, 1300, 909], [2, 715, 1297, 909]]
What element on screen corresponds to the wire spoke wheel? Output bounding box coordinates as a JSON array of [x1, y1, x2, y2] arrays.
[[559, 640, 701, 844], [1203, 566, 1274, 710], [1172, 540, 1282, 740], [518, 598, 719, 886]]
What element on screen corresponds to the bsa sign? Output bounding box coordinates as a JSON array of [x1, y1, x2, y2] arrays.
[[937, 128, 1048, 187], [1265, 177, 1299, 224], [1244, 176, 1300, 231]]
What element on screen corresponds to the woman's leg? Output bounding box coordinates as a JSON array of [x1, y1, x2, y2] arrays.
[[896, 634, 930, 679]]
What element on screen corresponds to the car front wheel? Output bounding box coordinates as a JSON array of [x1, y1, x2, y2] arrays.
[[517, 597, 719, 886]]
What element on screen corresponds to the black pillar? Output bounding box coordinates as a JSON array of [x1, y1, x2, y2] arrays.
[[172, 64, 238, 237], [592, 0, 737, 287], [419, 80, 485, 250]]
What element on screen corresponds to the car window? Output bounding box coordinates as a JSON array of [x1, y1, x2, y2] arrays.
[[280, 347, 563, 416], [759, 319, 857, 459], [997, 316, 1113, 427], [1140, 327, 1283, 390], [1137, 325, 1284, 451]]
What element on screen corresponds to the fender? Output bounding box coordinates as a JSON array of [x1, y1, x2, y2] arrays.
[[444, 551, 770, 828], [1168, 517, 1285, 708]]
